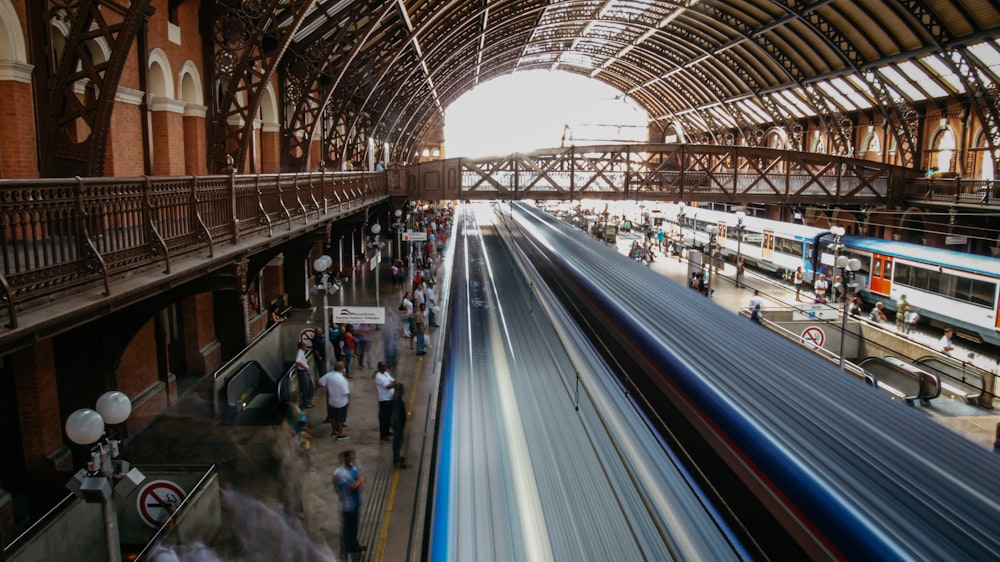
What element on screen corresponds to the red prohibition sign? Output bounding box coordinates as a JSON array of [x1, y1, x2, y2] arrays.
[[137, 479, 187, 528], [800, 326, 825, 349]]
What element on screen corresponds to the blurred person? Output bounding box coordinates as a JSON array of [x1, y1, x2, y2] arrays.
[[318, 361, 351, 440], [332, 450, 367, 555], [868, 302, 887, 323], [793, 266, 804, 302], [391, 383, 408, 468], [373, 362, 397, 441]]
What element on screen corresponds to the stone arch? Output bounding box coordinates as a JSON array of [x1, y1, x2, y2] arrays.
[[898, 207, 929, 244], [259, 83, 279, 129], [0, 0, 28, 63], [662, 121, 685, 143], [146, 48, 173, 99], [178, 61, 204, 106], [257, 83, 281, 172], [858, 127, 881, 158], [764, 127, 789, 149], [928, 125, 957, 174]]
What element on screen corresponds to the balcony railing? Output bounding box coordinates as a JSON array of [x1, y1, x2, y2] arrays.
[[0, 171, 387, 328]]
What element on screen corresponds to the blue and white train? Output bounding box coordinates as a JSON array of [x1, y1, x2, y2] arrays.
[[648, 204, 1000, 346]]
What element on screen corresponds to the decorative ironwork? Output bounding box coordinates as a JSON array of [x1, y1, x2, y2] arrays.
[[39, 0, 154, 177]]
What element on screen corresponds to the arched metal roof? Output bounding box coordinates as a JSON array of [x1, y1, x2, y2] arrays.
[[238, 0, 1000, 169]]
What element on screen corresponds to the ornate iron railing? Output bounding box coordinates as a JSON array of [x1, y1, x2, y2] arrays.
[[0, 171, 387, 327]]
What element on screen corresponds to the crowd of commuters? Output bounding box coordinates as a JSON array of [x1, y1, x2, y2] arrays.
[[279, 202, 452, 556]]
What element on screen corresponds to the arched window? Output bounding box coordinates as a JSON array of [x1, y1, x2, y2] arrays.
[[929, 126, 957, 174]]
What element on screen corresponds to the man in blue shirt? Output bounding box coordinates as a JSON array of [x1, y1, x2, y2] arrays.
[[333, 450, 366, 555]]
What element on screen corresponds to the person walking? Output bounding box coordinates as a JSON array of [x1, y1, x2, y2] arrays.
[[415, 303, 428, 355], [895, 294, 910, 332], [294, 342, 315, 408], [341, 324, 356, 378], [355, 323, 371, 369], [425, 282, 439, 327], [391, 383, 408, 468], [318, 361, 351, 440], [373, 362, 397, 441], [332, 450, 367, 556], [793, 266, 804, 302], [735, 257, 745, 288]]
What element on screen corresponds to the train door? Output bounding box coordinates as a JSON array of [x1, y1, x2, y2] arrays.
[[761, 230, 774, 262], [869, 253, 893, 295]]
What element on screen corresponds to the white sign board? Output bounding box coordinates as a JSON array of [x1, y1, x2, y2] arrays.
[[404, 230, 428, 242], [945, 235, 967, 245], [370, 250, 381, 271], [332, 306, 386, 324], [792, 304, 839, 321]]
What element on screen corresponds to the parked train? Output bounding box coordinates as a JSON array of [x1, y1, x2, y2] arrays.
[[648, 204, 1000, 346]]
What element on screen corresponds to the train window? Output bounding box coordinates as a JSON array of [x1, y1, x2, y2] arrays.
[[894, 262, 995, 308], [873, 257, 883, 278]]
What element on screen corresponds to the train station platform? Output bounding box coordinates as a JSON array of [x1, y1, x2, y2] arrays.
[[614, 231, 1000, 451], [123, 253, 445, 561], [115, 220, 998, 562]]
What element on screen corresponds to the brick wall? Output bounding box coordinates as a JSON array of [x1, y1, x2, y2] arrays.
[[151, 109, 186, 175], [183, 115, 208, 174], [14, 341, 69, 471], [0, 80, 38, 178], [105, 100, 145, 176], [182, 292, 220, 376]]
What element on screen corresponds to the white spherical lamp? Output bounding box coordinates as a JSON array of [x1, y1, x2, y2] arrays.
[[65, 409, 106, 445], [96, 391, 132, 425], [371, 223, 382, 235], [313, 255, 333, 273]]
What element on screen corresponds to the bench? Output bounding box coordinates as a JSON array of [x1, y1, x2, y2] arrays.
[[913, 356, 984, 405], [857, 357, 922, 405]]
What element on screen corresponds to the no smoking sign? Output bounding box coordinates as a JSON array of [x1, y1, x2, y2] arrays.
[[136, 479, 187, 528]]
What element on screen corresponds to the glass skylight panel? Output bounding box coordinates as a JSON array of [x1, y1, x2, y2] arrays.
[[559, 52, 595, 69], [739, 99, 770, 123], [816, 81, 858, 111], [921, 54, 965, 93], [967, 41, 1000, 74], [877, 67, 924, 101], [773, 91, 808, 118], [896, 60, 949, 98], [832, 77, 872, 109], [708, 105, 736, 128], [787, 88, 817, 116]]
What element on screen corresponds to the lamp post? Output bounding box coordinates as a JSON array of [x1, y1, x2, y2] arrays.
[[734, 211, 746, 287], [368, 223, 384, 308], [829, 225, 846, 303], [705, 224, 719, 297], [65, 391, 146, 562], [838, 256, 862, 370], [313, 254, 335, 373], [393, 209, 404, 259], [676, 203, 686, 260]]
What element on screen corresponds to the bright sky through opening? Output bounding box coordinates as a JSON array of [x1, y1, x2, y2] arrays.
[[444, 71, 649, 159]]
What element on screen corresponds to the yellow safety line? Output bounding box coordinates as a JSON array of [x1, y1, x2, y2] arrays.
[[374, 352, 426, 560]]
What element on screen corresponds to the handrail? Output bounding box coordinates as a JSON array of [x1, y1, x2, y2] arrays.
[[0, 171, 387, 326]]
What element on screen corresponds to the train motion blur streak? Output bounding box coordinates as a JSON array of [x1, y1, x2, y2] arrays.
[[428, 204, 745, 561], [508, 202, 1000, 561]]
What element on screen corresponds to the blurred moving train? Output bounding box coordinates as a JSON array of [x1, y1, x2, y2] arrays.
[[651, 204, 1000, 346]]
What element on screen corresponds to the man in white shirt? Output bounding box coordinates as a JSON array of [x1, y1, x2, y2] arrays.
[[940, 328, 955, 354], [747, 290, 765, 312], [318, 361, 351, 439], [373, 361, 396, 441], [294, 342, 315, 408], [425, 282, 439, 326]]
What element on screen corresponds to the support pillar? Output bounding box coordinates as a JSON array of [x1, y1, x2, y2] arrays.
[[14, 340, 72, 472], [180, 293, 222, 376]]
